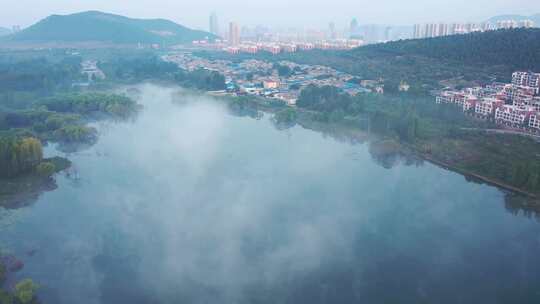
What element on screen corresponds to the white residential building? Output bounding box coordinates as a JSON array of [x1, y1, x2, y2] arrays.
[[436, 91, 457, 103], [511, 85, 536, 105], [495, 105, 535, 125], [512, 71, 540, 94], [475, 98, 503, 117], [532, 97, 540, 112], [529, 113, 540, 130], [459, 95, 478, 111]]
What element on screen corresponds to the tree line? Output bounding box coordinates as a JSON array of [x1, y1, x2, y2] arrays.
[[98, 53, 226, 90], [0, 135, 43, 178], [295, 83, 540, 194], [355, 28, 540, 72]]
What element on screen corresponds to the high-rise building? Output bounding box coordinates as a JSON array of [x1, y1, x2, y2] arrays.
[[497, 20, 518, 29], [480, 22, 492, 31], [350, 18, 359, 35], [329, 22, 337, 40], [12, 25, 21, 33], [424, 23, 438, 38], [209, 13, 219, 35], [438, 23, 449, 36], [465, 23, 479, 33], [384, 26, 393, 41], [229, 22, 240, 45], [363, 24, 378, 42], [519, 20, 535, 28], [413, 24, 422, 39]]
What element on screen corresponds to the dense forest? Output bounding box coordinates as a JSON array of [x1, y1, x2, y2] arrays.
[[297, 85, 364, 114], [0, 56, 84, 93], [39, 93, 139, 117], [100, 54, 180, 81], [98, 53, 225, 90], [174, 68, 226, 91], [354, 28, 540, 71]]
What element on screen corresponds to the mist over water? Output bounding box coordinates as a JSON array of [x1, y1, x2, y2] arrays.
[[2, 84, 540, 304]]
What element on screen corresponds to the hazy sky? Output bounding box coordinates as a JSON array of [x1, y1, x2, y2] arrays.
[[1, 0, 539, 30]]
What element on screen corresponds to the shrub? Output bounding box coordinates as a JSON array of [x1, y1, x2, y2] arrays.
[[36, 162, 56, 176], [14, 279, 38, 304]]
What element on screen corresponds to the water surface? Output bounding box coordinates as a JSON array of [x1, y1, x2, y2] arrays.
[[2, 84, 540, 304]]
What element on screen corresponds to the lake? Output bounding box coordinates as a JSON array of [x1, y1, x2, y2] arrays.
[[1, 84, 540, 304]]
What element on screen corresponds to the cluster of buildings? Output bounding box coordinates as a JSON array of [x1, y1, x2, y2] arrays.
[[413, 19, 535, 39], [436, 72, 540, 132], [163, 52, 378, 105], [204, 13, 538, 51], [81, 60, 105, 81], [192, 37, 364, 54], [198, 13, 402, 52]]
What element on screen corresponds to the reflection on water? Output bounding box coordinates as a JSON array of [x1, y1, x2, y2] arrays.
[[1, 84, 540, 304], [505, 194, 540, 221], [0, 176, 58, 210]]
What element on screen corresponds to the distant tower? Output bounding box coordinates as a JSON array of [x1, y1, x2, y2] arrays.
[[329, 22, 337, 40], [424, 23, 439, 38], [229, 22, 240, 45], [350, 18, 359, 35], [384, 26, 393, 41], [209, 13, 219, 35], [438, 23, 449, 36], [413, 24, 422, 39], [519, 19, 534, 28]]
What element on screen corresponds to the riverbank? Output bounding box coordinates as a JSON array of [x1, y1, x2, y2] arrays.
[[210, 91, 540, 208], [0, 156, 71, 209], [420, 153, 537, 199]]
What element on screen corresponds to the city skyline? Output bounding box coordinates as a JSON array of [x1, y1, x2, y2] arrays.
[[1, 0, 539, 31]]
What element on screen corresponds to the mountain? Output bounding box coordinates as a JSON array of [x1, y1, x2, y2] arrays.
[[487, 14, 540, 27], [6, 11, 216, 45], [0, 27, 10, 36]]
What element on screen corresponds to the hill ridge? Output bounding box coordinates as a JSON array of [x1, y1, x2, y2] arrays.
[[6, 11, 215, 45]]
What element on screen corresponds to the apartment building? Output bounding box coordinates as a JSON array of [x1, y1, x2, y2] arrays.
[[512, 71, 540, 94], [529, 113, 540, 130], [495, 105, 535, 125], [511, 85, 537, 105], [436, 91, 457, 103], [436, 71, 540, 131], [475, 98, 503, 117]]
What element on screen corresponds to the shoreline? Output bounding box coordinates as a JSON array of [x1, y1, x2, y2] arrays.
[[419, 153, 538, 199], [211, 91, 540, 201]]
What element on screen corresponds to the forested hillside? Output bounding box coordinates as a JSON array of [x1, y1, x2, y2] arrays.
[[352, 28, 540, 71]]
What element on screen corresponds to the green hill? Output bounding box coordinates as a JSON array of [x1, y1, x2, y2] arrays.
[[7, 11, 216, 45], [351, 28, 540, 71]]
